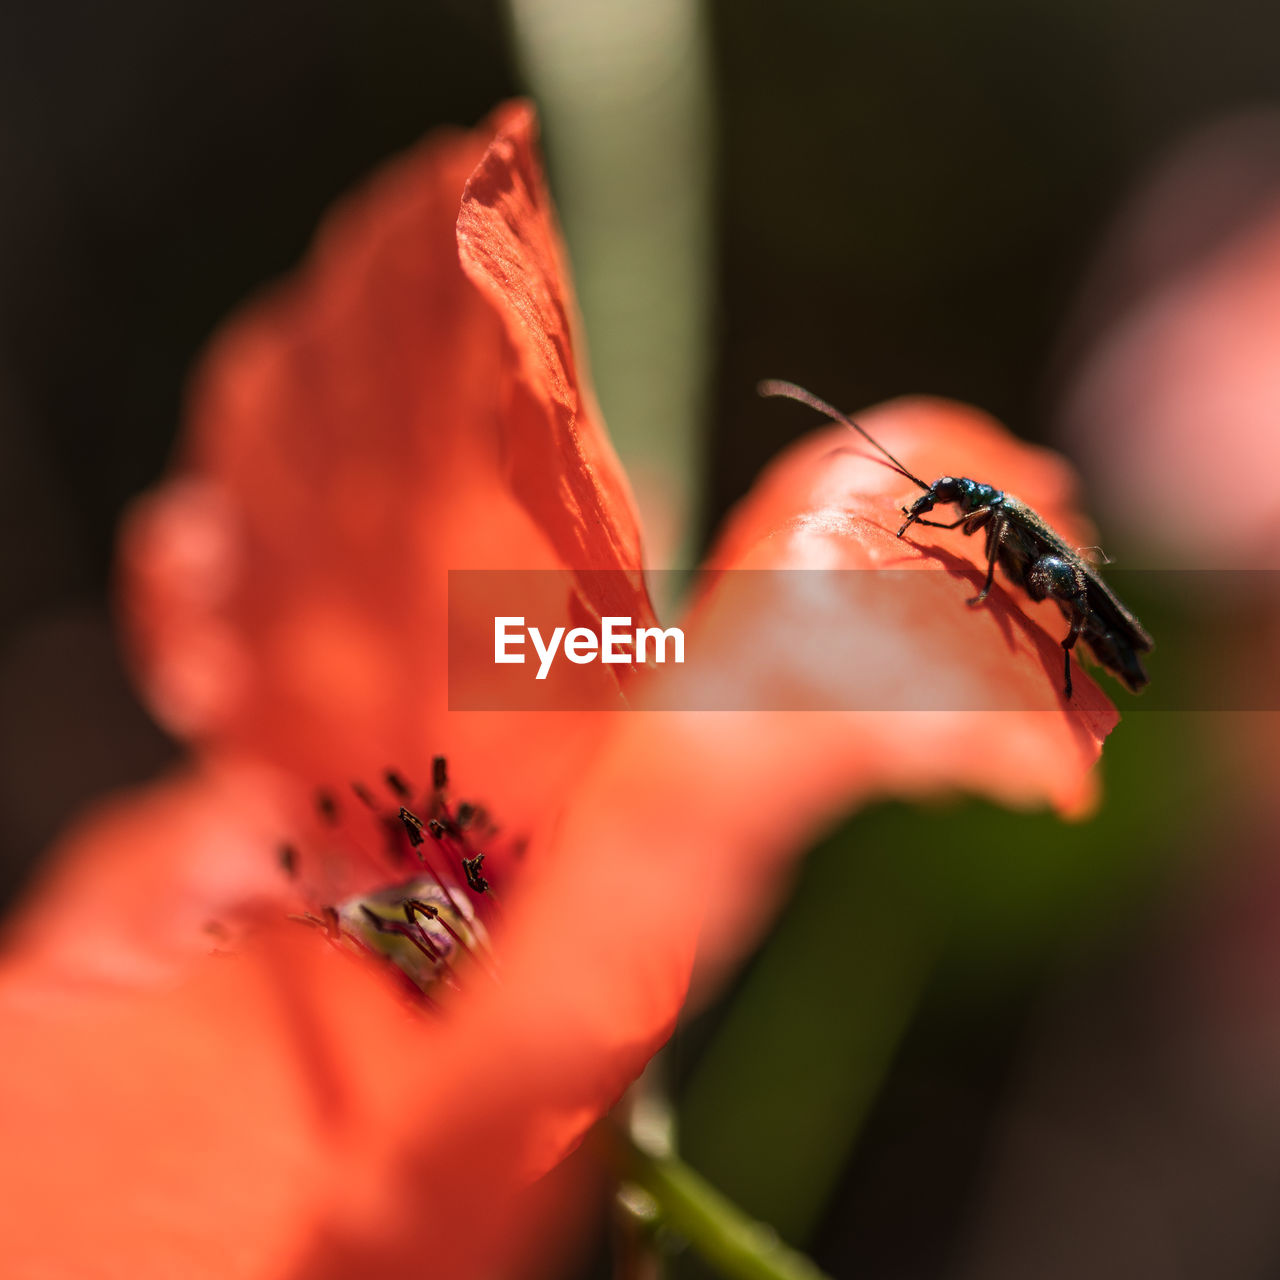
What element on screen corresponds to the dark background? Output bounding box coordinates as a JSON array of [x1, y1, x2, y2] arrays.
[[4, 3, 1280, 1276]]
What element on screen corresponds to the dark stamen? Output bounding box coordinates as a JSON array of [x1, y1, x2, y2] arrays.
[[401, 899, 457, 959], [386, 808, 474, 926], [432, 756, 448, 791], [404, 898, 497, 979], [417, 826, 474, 923], [351, 782, 377, 809], [358, 904, 443, 963], [278, 843, 298, 877], [315, 789, 339, 825], [398, 807, 426, 847], [462, 853, 489, 895], [456, 802, 476, 829], [385, 770, 411, 799], [292, 909, 355, 946]]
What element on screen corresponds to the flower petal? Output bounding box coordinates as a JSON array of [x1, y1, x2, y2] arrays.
[[0, 913, 427, 1280], [119, 104, 652, 831], [457, 103, 650, 601], [1, 763, 297, 989], [565, 397, 1121, 987], [0, 763, 687, 1279]]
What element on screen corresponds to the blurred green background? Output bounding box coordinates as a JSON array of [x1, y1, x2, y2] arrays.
[[3, 2, 1280, 1276]]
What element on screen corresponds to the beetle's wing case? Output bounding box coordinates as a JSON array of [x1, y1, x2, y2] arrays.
[[998, 495, 1153, 691], [987, 494, 1071, 591], [1004, 498, 1153, 648], [1076, 559, 1153, 691]]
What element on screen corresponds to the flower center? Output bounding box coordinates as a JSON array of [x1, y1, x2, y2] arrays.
[[336, 875, 492, 998], [286, 756, 507, 1004]]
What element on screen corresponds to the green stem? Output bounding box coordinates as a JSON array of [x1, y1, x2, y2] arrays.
[[622, 1139, 833, 1280]]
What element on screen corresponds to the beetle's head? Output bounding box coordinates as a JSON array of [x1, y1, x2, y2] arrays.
[[898, 477, 963, 537], [902, 477, 958, 519], [929, 476, 963, 505]]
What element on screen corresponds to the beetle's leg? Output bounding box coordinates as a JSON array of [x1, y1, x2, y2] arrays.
[[967, 514, 1004, 605], [908, 514, 972, 530], [1060, 611, 1085, 700], [1025, 555, 1090, 698]]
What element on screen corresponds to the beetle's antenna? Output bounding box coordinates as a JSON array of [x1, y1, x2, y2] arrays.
[[758, 379, 930, 491]]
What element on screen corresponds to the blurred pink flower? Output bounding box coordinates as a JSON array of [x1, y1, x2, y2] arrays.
[[1059, 112, 1280, 566]]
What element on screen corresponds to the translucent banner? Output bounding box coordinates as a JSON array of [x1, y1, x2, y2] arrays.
[[448, 569, 1280, 711]]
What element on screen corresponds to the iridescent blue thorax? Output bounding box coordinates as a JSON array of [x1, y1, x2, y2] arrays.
[[904, 476, 1006, 525], [942, 477, 1004, 513]]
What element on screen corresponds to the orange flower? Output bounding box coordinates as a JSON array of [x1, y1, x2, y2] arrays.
[[0, 102, 1117, 1278]]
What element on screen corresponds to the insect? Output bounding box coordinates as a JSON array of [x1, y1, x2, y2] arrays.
[[758, 380, 1153, 699]]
